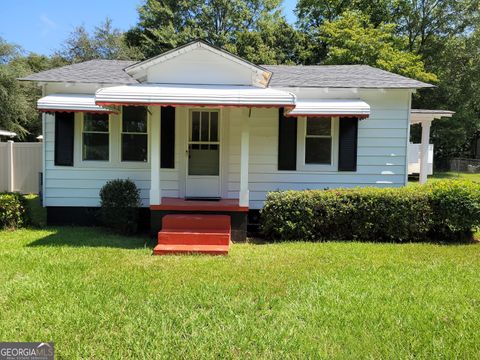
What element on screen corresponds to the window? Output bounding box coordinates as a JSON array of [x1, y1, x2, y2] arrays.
[[122, 106, 148, 162], [82, 113, 109, 161], [305, 117, 332, 164]]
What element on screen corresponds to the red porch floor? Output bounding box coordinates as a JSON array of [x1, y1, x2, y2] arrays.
[[150, 197, 248, 212]]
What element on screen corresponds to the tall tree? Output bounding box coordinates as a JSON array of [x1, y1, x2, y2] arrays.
[[320, 11, 437, 82], [57, 18, 142, 63], [412, 29, 480, 165], [0, 37, 67, 139], [125, 0, 302, 63]]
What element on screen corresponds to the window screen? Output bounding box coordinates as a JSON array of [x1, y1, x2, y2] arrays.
[[305, 117, 332, 165], [82, 113, 109, 161], [122, 106, 148, 162]]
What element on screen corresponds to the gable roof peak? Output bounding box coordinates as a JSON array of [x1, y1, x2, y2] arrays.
[[125, 39, 272, 88]]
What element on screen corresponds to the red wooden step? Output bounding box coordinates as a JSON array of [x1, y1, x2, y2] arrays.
[[159, 231, 230, 245], [162, 214, 230, 232], [153, 214, 231, 256], [153, 244, 229, 255]]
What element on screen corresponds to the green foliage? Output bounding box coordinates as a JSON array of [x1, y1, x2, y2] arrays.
[[57, 18, 143, 63], [99, 179, 141, 235], [426, 180, 480, 239], [261, 180, 480, 242], [227, 18, 310, 64], [0, 38, 67, 139], [125, 0, 307, 64], [0, 192, 28, 229], [416, 29, 480, 165], [320, 11, 437, 83]]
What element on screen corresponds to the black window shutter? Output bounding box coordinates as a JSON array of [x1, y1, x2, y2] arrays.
[[278, 108, 297, 170], [54, 112, 74, 166], [338, 117, 359, 171], [161, 106, 175, 168]]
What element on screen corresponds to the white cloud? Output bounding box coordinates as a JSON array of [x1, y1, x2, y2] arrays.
[[40, 14, 57, 36]]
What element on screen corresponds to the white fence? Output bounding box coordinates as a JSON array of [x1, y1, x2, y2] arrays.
[[0, 141, 42, 194], [408, 143, 433, 175]]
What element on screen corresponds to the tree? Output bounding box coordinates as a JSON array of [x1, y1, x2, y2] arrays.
[[412, 30, 480, 166], [125, 0, 299, 62], [0, 38, 35, 137], [320, 11, 437, 83], [395, 0, 479, 57], [227, 18, 310, 64], [57, 18, 142, 63], [0, 37, 67, 139]]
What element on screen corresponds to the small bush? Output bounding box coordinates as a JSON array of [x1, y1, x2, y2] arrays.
[[427, 180, 480, 240], [0, 192, 28, 229], [99, 179, 141, 235], [261, 180, 480, 242]]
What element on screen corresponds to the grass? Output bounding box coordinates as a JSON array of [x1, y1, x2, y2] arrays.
[[430, 171, 480, 182], [431, 171, 480, 182], [0, 227, 479, 358]]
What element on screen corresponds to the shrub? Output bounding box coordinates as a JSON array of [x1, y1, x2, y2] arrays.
[[427, 180, 480, 240], [0, 192, 28, 229], [261, 180, 480, 242], [99, 179, 141, 235]]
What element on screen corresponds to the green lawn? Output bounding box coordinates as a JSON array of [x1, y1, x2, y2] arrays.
[[430, 171, 480, 182], [1, 228, 479, 358]]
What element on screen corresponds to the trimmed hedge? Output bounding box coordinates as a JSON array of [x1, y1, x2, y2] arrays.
[[0, 192, 28, 229], [261, 180, 480, 242], [100, 179, 141, 235]]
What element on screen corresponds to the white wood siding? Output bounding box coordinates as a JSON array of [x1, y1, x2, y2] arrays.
[[145, 47, 254, 86], [43, 86, 410, 209], [43, 109, 181, 207], [227, 89, 411, 209]]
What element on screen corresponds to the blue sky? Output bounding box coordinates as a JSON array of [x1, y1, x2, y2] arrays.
[[0, 0, 297, 55]]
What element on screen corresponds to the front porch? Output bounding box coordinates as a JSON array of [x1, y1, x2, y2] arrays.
[[150, 197, 248, 212], [150, 197, 249, 243]]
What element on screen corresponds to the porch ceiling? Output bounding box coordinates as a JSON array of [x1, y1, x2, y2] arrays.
[[94, 84, 296, 108], [410, 109, 454, 124]]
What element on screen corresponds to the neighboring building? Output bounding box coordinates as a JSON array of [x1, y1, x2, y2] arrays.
[[20, 40, 435, 245]]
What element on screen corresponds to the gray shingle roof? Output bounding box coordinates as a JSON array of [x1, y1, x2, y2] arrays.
[[19, 59, 138, 84], [19, 60, 433, 89], [264, 64, 433, 89]]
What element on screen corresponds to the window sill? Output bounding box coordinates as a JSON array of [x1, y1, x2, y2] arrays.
[[296, 164, 337, 172]]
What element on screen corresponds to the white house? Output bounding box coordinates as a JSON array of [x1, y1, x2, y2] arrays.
[[21, 40, 436, 250]]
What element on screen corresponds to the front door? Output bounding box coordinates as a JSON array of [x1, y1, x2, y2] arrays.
[[186, 110, 221, 198]]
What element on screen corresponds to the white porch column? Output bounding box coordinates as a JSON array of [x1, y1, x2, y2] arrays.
[[419, 120, 432, 184], [7, 140, 14, 192], [149, 107, 161, 205], [239, 113, 250, 207]]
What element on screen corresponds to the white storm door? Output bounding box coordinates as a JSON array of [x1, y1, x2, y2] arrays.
[[186, 110, 221, 198]]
